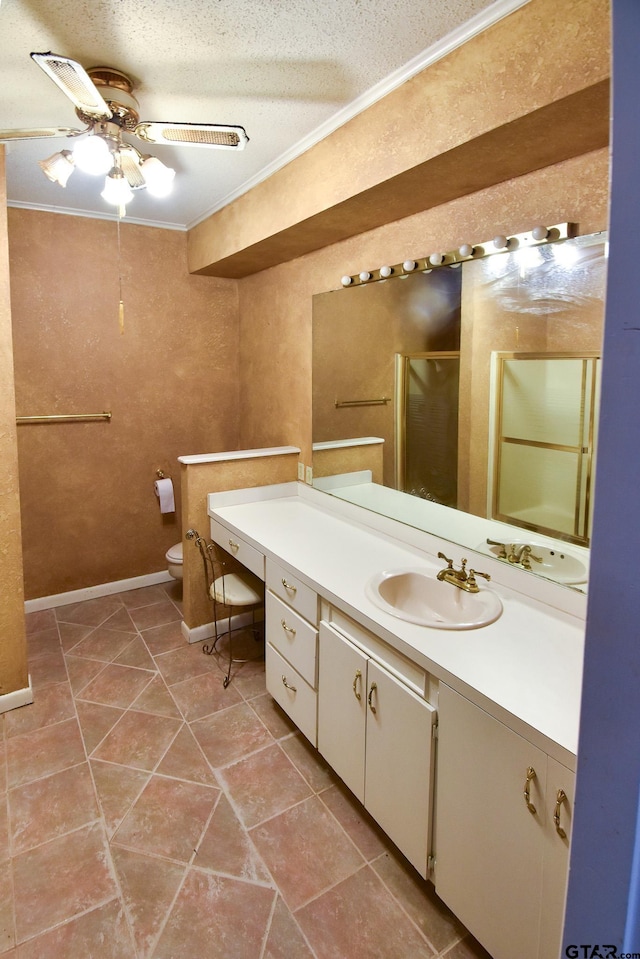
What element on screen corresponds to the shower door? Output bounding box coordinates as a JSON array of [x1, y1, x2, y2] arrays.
[[395, 352, 460, 507], [492, 352, 600, 545]]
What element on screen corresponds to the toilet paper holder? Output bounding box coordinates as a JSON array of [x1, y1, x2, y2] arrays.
[[156, 469, 169, 479]]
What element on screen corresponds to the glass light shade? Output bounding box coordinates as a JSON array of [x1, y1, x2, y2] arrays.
[[101, 169, 134, 206], [73, 135, 112, 175], [141, 155, 175, 197], [38, 150, 75, 187]]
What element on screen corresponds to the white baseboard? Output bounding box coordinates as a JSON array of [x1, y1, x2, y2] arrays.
[[181, 610, 262, 645], [0, 675, 33, 715], [25, 571, 175, 613]]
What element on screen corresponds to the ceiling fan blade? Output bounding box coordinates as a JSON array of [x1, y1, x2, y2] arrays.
[[134, 121, 249, 150], [0, 126, 84, 141], [118, 146, 146, 190], [30, 52, 113, 121]]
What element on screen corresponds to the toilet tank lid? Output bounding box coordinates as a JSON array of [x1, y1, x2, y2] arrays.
[[167, 542, 183, 563]]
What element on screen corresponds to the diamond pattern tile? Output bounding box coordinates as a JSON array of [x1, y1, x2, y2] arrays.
[[0, 586, 484, 958]]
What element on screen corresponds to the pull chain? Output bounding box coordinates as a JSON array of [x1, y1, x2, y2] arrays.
[[117, 215, 124, 335]]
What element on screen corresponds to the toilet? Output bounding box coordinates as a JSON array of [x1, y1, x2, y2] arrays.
[[166, 542, 183, 580]]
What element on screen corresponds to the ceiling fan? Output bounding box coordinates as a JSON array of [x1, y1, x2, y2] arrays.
[[0, 52, 249, 212]]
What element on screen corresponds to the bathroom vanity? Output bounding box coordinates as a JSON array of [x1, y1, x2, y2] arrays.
[[207, 481, 584, 959]]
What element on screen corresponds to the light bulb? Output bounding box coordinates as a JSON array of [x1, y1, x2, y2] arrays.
[[141, 155, 176, 197], [403, 260, 417, 272], [38, 150, 75, 187], [341, 275, 353, 286], [101, 169, 134, 207], [493, 235, 509, 250], [379, 266, 393, 278], [532, 225, 549, 241], [359, 271, 372, 282], [428, 253, 444, 266], [459, 244, 474, 258], [73, 135, 112, 175]]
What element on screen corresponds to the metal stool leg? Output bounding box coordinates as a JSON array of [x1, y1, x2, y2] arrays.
[[223, 609, 233, 688]]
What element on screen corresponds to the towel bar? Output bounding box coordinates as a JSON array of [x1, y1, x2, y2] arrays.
[[16, 411, 112, 424]]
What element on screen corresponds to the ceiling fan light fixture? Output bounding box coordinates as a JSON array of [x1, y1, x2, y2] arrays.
[[73, 134, 112, 175], [141, 155, 176, 197], [101, 167, 134, 207], [38, 149, 75, 187]]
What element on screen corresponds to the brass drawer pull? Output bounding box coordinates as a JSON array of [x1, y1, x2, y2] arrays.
[[554, 788, 568, 838], [281, 675, 297, 692], [280, 619, 296, 636], [282, 578, 297, 594], [368, 681, 378, 714], [228, 539, 239, 553], [524, 766, 537, 814], [353, 669, 362, 701]]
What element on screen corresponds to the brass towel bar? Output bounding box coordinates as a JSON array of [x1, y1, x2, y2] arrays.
[[335, 397, 390, 408], [16, 411, 112, 424]]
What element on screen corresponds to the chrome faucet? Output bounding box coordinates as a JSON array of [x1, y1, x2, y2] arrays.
[[436, 552, 491, 593]]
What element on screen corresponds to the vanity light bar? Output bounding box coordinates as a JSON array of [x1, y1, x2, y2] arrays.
[[339, 222, 576, 287]]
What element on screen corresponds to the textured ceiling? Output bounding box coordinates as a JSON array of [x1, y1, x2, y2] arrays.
[[0, 0, 526, 230]]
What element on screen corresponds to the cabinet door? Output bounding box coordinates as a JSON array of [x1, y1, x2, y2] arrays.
[[317, 622, 368, 802], [435, 684, 546, 959], [364, 659, 436, 878], [539, 758, 575, 959]]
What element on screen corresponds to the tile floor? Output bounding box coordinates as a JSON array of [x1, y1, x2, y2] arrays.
[[0, 582, 493, 958]]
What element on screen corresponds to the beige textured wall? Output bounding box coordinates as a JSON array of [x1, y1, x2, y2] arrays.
[[8, 209, 240, 599], [188, 0, 609, 276], [0, 147, 28, 695], [237, 150, 610, 469], [313, 445, 384, 485]]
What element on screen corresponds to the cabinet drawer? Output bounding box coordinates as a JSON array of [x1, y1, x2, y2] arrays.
[[266, 592, 318, 688], [266, 558, 318, 625], [266, 643, 317, 746], [210, 519, 265, 579]]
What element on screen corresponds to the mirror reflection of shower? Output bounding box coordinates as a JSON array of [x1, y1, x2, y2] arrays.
[[395, 353, 460, 507], [490, 353, 599, 546]]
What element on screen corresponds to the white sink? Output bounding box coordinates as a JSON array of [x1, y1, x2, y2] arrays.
[[482, 541, 588, 585], [366, 567, 503, 630]]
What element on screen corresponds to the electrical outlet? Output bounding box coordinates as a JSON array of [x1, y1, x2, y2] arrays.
[[305, 465, 313, 485], [297, 462, 305, 481]]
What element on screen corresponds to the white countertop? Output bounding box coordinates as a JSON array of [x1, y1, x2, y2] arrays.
[[208, 483, 584, 768]]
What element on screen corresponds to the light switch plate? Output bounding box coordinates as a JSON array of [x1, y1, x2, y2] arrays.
[[297, 462, 305, 481], [305, 466, 313, 485]]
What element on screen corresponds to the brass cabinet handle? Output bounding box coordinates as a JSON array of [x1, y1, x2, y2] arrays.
[[368, 681, 378, 714], [280, 619, 296, 636], [282, 578, 297, 594], [554, 788, 568, 838], [228, 539, 239, 553], [524, 766, 537, 814], [353, 669, 362, 701], [281, 675, 297, 692]]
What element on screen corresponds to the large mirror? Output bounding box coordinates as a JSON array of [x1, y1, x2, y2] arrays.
[[312, 232, 607, 591]]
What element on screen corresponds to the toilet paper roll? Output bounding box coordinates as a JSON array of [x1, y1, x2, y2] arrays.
[[154, 477, 175, 514]]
